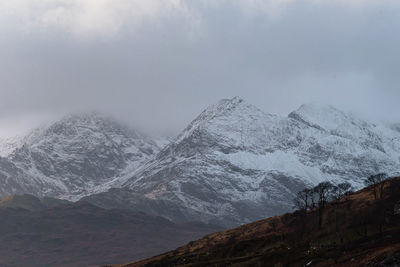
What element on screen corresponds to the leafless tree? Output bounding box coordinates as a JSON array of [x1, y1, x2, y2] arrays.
[[314, 181, 335, 208], [332, 182, 353, 200], [293, 188, 312, 212], [313, 181, 335, 228], [364, 173, 387, 200]]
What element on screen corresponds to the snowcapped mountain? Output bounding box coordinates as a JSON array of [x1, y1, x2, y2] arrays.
[[92, 97, 400, 227], [1, 98, 399, 227], [0, 136, 25, 157], [0, 112, 166, 200]]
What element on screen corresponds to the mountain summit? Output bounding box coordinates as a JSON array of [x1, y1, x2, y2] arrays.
[[103, 97, 400, 226], [1, 99, 399, 227], [0, 112, 165, 200]]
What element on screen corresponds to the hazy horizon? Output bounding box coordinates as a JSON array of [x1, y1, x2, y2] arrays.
[[0, 97, 397, 140]]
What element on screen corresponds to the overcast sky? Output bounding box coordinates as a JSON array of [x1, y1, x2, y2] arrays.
[[0, 0, 399, 137]]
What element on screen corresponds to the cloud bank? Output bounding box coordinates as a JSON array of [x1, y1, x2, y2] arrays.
[[0, 0, 399, 136]]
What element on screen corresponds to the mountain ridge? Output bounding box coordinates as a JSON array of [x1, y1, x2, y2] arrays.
[[0, 99, 399, 227], [97, 97, 400, 227], [0, 112, 167, 200]]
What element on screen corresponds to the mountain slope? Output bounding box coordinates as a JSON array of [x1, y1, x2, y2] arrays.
[[0, 194, 70, 211], [96, 97, 400, 227], [1, 99, 399, 226], [116, 177, 400, 267], [0, 197, 221, 267], [0, 135, 24, 157], [0, 113, 165, 200]]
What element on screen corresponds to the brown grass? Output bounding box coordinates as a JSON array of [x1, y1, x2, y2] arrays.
[[115, 177, 400, 267]]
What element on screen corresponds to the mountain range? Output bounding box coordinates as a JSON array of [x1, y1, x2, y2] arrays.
[[0, 97, 399, 227], [86, 97, 400, 226], [0, 113, 164, 200]]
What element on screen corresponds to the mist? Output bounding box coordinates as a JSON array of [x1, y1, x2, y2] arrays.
[[0, 0, 399, 137]]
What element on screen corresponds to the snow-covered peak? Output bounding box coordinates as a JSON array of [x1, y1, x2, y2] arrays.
[[17, 112, 162, 159], [1, 98, 399, 226], [119, 98, 400, 226], [175, 97, 276, 146], [289, 103, 377, 131], [0, 112, 164, 200], [198, 96, 265, 120], [288, 103, 382, 144], [24, 112, 140, 145], [0, 135, 24, 157], [183, 96, 254, 128], [290, 103, 351, 130]]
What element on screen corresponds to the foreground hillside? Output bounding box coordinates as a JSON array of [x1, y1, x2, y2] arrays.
[[0, 196, 220, 267], [115, 177, 400, 267]]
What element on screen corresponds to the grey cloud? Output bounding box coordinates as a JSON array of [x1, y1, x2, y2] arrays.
[[0, 0, 399, 136]]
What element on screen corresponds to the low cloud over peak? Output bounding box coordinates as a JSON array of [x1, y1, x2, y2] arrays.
[[0, 0, 399, 137]]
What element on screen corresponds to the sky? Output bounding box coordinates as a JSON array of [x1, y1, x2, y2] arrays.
[[0, 0, 399, 137]]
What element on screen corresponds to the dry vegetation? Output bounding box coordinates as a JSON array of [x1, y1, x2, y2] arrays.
[[114, 177, 400, 267]]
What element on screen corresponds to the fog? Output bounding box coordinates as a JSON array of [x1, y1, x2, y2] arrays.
[[0, 0, 399, 137]]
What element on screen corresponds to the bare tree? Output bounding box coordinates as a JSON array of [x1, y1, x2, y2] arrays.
[[364, 173, 387, 200], [309, 188, 317, 210], [365, 175, 379, 200], [314, 181, 335, 228], [376, 173, 388, 199], [314, 181, 335, 208], [293, 188, 312, 212], [334, 182, 354, 200]]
